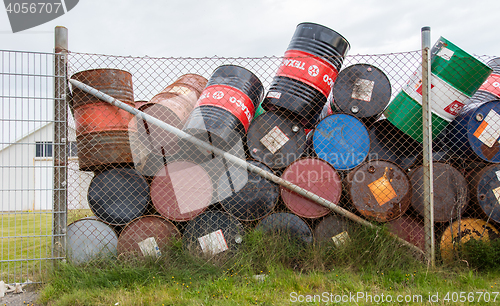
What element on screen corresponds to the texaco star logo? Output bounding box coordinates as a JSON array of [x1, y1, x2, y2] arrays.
[[213, 91, 224, 99], [308, 65, 319, 77]]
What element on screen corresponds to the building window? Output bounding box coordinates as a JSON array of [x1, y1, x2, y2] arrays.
[[68, 141, 78, 157], [35, 142, 53, 157]]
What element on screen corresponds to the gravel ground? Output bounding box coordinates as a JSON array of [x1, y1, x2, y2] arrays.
[[1, 287, 41, 306]]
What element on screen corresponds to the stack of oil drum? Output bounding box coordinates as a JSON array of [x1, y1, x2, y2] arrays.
[[67, 24, 500, 265]]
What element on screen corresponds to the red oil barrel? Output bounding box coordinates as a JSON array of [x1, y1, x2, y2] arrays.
[[346, 160, 411, 222], [138, 74, 207, 158], [387, 215, 425, 250], [281, 157, 342, 219], [150, 160, 213, 221], [410, 162, 469, 222], [72, 68, 137, 171], [117, 215, 180, 257]]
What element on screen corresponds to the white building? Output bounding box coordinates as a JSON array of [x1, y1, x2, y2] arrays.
[[0, 122, 93, 211]]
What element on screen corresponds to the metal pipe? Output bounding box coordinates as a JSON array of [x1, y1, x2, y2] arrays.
[[68, 78, 425, 256], [421, 26, 435, 267]]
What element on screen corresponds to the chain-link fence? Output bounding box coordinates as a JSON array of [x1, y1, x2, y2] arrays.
[[3, 25, 500, 284]]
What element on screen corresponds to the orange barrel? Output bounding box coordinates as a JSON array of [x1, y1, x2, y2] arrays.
[[72, 68, 137, 171], [67, 218, 118, 265], [387, 215, 425, 250], [346, 160, 411, 222], [117, 215, 180, 257], [183, 211, 244, 257], [256, 212, 313, 244], [150, 160, 213, 221], [410, 162, 469, 222], [281, 157, 342, 219], [440, 218, 500, 263], [313, 215, 352, 245], [137, 74, 208, 159]]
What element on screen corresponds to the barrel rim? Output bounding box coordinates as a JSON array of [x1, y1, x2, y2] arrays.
[[71, 67, 132, 79], [295, 22, 351, 51]]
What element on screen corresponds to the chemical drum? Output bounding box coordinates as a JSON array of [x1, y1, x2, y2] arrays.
[[445, 99, 500, 163], [368, 119, 421, 171], [67, 218, 118, 265], [256, 212, 313, 244], [137, 74, 208, 160], [387, 215, 425, 251], [262, 22, 350, 128], [469, 164, 500, 224], [281, 157, 342, 219], [313, 215, 352, 245], [311, 113, 370, 171], [71, 68, 137, 171], [384, 37, 491, 143], [332, 63, 391, 120], [182, 65, 264, 156], [183, 211, 244, 258], [410, 162, 469, 222], [88, 167, 149, 225], [247, 111, 307, 169], [440, 218, 500, 264], [117, 215, 181, 257], [346, 160, 411, 222], [218, 160, 279, 222], [150, 160, 213, 221]]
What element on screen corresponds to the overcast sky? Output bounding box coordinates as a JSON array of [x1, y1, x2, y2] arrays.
[[1, 0, 499, 58]]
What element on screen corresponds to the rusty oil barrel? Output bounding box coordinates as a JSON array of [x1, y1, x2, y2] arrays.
[[262, 22, 350, 128], [256, 212, 313, 244], [182, 65, 264, 157], [440, 218, 500, 263], [468, 163, 500, 224], [410, 162, 469, 223], [346, 160, 411, 222], [247, 110, 307, 169], [138, 74, 208, 158], [218, 160, 279, 222], [117, 215, 181, 257], [281, 157, 342, 219], [313, 215, 352, 245], [88, 167, 150, 226], [387, 215, 425, 250], [72, 68, 137, 171], [150, 160, 213, 221]]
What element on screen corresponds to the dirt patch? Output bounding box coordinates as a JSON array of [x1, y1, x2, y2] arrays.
[[1, 287, 40, 306]]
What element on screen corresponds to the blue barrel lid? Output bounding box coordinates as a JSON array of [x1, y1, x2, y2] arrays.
[[312, 114, 370, 170], [464, 100, 500, 162]]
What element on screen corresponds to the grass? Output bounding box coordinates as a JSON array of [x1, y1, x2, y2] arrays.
[[0, 209, 92, 284], [37, 222, 500, 305]]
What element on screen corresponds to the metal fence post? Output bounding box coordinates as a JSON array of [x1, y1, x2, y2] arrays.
[[53, 26, 68, 262], [421, 26, 435, 267]]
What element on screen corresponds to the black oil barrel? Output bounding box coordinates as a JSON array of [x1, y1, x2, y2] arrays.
[[256, 212, 313, 244], [410, 162, 469, 222], [88, 167, 149, 225], [218, 160, 279, 222], [262, 22, 350, 128], [332, 64, 391, 122], [182, 65, 264, 156], [313, 215, 352, 245], [367, 119, 422, 171], [246, 110, 307, 169], [183, 211, 244, 258]]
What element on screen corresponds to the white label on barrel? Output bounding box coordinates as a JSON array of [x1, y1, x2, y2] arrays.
[[331, 231, 350, 247], [437, 47, 454, 61], [260, 126, 289, 154], [351, 78, 375, 102], [167, 86, 191, 96], [138, 237, 162, 258], [473, 109, 500, 147], [493, 186, 500, 204], [197, 229, 228, 255], [496, 170, 500, 181], [267, 91, 282, 99]]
